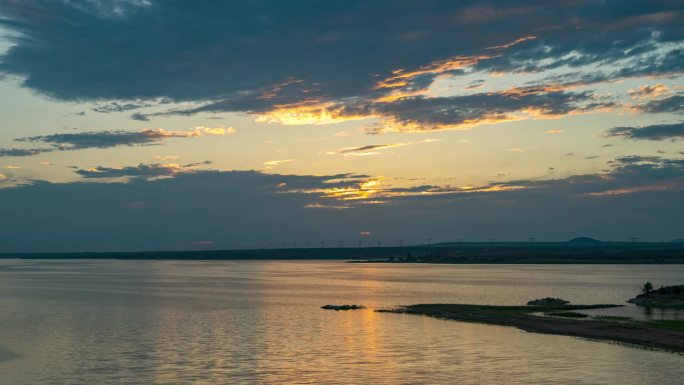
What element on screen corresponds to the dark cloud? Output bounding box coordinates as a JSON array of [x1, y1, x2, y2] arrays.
[[611, 155, 663, 164], [336, 144, 406, 154], [339, 145, 387, 153], [614, 47, 684, 80], [466, 79, 486, 89], [130, 112, 149, 121], [388, 156, 684, 201], [527, 47, 684, 93], [169, 86, 614, 133], [473, 10, 684, 77], [0, 129, 205, 157], [313, 155, 684, 203], [92, 101, 151, 114], [637, 94, 684, 114], [17, 129, 200, 150], [607, 122, 684, 140], [75, 162, 211, 179], [0, 169, 367, 251], [600, 156, 684, 185], [0, 0, 681, 127], [0, 157, 682, 251], [0, 147, 52, 157], [352, 88, 610, 132]]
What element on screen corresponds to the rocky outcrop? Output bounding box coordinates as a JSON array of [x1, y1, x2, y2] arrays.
[[628, 285, 684, 308], [527, 298, 570, 306]]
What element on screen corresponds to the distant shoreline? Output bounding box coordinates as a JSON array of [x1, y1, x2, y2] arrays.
[[2, 241, 684, 263]]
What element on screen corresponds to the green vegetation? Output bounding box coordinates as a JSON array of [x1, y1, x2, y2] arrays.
[[378, 303, 617, 328], [648, 320, 684, 332], [379, 302, 684, 352], [641, 281, 654, 294], [592, 315, 631, 321]]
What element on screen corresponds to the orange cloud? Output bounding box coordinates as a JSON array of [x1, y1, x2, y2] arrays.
[[628, 84, 670, 99], [375, 54, 494, 89], [486, 35, 536, 50], [255, 100, 373, 125], [368, 114, 524, 134]]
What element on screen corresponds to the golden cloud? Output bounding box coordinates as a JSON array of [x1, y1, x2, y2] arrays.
[[194, 125, 237, 135], [263, 159, 294, 170]]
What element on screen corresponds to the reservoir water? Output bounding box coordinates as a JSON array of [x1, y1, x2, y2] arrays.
[[0, 260, 682, 384]]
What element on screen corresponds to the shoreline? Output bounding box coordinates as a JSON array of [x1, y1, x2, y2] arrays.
[[378, 304, 684, 353], [351, 260, 684, 264], [2, 242, 684, 263]]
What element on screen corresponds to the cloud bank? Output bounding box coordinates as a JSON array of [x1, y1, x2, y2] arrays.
[[0, 1, 682, 131], [0, 156, 682, 251], [607, 122, 684, 140]]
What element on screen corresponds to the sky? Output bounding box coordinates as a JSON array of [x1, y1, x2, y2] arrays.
[[0, 0, 683, 252]]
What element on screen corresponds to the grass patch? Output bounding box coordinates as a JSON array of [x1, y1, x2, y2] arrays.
[[593, 315, 632, 321], [545, 311, 589, 318], [381, 303, 620, 324], [380, 302, 684, 353], [649, 320, 684, 331]]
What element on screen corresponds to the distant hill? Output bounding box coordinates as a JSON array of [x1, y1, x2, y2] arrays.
[[566, 237, 603, 244]]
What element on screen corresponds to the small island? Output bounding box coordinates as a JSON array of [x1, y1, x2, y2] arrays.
[[378, 297, 684, 352], [628, 283, 684, 308], [526, 297, 570, 306]]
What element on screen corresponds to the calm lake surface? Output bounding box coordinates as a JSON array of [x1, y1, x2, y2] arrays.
[[0, 260, 682, 384]]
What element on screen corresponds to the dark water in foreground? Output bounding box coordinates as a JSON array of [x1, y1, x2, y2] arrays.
[[0, 260, 682, 384]]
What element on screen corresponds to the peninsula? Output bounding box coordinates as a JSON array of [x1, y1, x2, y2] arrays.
[[379, 303, 684, 352]]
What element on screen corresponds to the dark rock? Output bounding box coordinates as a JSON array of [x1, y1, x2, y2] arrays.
[[321, 304, 364, 311]]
